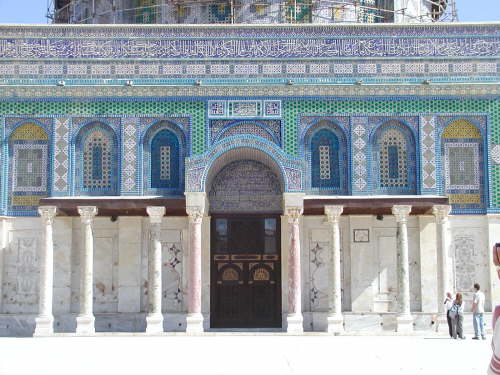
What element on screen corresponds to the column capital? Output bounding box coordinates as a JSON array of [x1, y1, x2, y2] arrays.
[[324, 205, 344, 224], [392, 205, 412, 223], [186, 206, 204, 224], [432, 205, 452, 224], [38, 206, 57, 225], [285, 207, 303, 225], [77, 206, 98, 225], [146, 206, 165, 224]]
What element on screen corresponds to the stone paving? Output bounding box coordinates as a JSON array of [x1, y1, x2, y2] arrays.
[[0, 334, 492, 375]]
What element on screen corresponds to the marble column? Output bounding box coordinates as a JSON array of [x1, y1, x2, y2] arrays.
[[76, 206, 97, 335], [325, 205, 344, 334], [34, 206, 57, 336], [433, 205, 452, 329], [186, 206, 204, 333], [286, 207, 303, 333], [392, 205, 413, 333], [146, 206, 165, 333]]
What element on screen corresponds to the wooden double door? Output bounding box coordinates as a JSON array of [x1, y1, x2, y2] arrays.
[[210, 216, 282, 328]]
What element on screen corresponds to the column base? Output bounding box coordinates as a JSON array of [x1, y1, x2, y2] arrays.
[[396, 314, 414, 333], [33, 315, 54, 336], [327, 314, 344, 335], [145, 313, 164, 334], [186, 313, 204, 333], [76, 315, 95, 335], [286, 313, 304, 334]]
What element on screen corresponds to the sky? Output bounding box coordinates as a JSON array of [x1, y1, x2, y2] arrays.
[[0, 0, 498, 23]]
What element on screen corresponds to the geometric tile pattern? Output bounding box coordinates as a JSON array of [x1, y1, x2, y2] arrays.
[[210, 119, 282, 146], [142, 120, 185, 194], [420, 116, 436, 190], [441, 119, 485, 211], [8, 121, 50, 214], [159, 146, 171, 180], [311, 129, 339, 188], [378, 128, 408, 188], [351, 117, 369, 192], [151, 129, 180, 190], [53, 118, 70, 192], [12, 144, 47, 192], [74, 121, 118, 195], [83, 129, 112, 190], [371, 119, 416, 194], [299, 116, 349, 194], [121, 117, 138, 193]]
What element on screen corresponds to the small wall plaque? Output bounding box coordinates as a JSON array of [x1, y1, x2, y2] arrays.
[[353, 229, 369, 243]]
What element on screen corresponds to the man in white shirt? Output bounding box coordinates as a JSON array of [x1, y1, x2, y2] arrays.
[[472, 282, 486, 340]]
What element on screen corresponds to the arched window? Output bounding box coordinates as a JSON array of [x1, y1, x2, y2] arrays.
[[379, 128, 408, 188], [442, 120, 484, 209], [311, 128, 341, 189], [9, 122, 50, 213], [372, 121, 416, 194], [151, 129, 180, 189], [76, 123, 118, 195], [142, 121, 185, 194]]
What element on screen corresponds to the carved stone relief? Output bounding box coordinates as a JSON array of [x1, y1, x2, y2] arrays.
[[161, 230, 184, 313], [454, 234, 477, 292], [2, 236, 40, 313], [208, 160, 283, 213]]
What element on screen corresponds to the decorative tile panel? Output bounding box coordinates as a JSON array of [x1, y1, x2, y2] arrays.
[[121, 117, 138, 193], [351, 117, 369, 192], [208, 100, 281, 119], [210, 119, 281, 146], [371, 119, 417, 194], [8, 121, 50, 215], [12, 144, 47, 192], [420, 116, 437, 191], [53, 118, 70, 193], [439, 117, 486, 212]]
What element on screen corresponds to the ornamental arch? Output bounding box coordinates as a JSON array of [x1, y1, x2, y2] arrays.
[[206, 148, 284, 214], [370, 120, 417, 195], [8, 121, 50, 214], [73, 121, 119, 196], [440, 119, 486, 210], [301, 119, 349, 194], [141, 120, 186, 195]]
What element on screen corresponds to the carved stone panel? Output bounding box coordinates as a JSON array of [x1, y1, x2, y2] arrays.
[[2, 235, 40, 313], [209, 160, 282, 213], [161, 229, 184, 313]]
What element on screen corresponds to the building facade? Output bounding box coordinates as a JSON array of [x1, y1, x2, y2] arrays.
[[0, 22, 498, 335]]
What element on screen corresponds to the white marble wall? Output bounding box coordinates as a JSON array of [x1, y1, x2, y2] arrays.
[[0, 216, 189, 316], [0, 214, 496, 334]]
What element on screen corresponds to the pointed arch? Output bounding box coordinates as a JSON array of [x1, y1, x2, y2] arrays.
[[371, 120, 417, 194], [75, 122, 119, 195], [303, 119, 348, 194], [142, 120, 185, 194]]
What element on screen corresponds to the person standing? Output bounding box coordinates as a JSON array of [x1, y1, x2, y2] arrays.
[[450, 293, 465, 339], [472, 283, 486, 340], [444, 292, 454, 338]]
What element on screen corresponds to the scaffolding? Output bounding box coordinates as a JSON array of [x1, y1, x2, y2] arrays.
[[46, 0, 458, 25]]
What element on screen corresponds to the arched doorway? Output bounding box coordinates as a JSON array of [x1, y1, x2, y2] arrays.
[[208, 159, 283, 328]]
